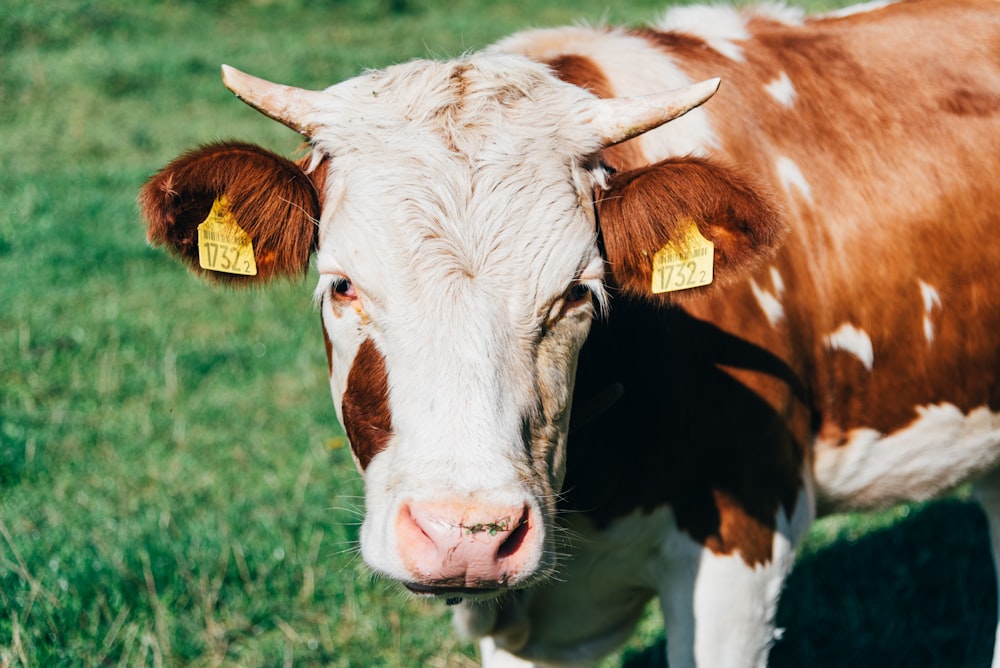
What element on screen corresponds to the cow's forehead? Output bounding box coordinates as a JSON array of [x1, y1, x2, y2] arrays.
[[309, 55, 607, 308], [308, 54, 604, 160]]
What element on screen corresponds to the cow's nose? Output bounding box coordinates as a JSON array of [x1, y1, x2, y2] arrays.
[[395, 500, 536, 589]]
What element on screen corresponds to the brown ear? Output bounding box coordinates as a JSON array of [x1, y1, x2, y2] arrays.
[[138, 141, 321, 284], [596, 156, 785, 301]]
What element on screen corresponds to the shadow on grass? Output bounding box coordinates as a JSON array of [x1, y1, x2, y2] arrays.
[[622, 499, 997, 668]]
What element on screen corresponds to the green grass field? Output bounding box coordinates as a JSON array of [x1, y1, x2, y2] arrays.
[[1, 0, 996, 666]]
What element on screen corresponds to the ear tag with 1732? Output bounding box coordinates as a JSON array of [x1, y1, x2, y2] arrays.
[[197, 195, 258, 276], [651, 221, 714, 294]]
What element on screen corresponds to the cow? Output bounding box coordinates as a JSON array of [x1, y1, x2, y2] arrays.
[[138, 0, 1000, 665]]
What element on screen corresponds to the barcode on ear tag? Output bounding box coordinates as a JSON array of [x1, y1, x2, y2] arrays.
[[651, 221, 714, 294], [197, 195, 258, 276]]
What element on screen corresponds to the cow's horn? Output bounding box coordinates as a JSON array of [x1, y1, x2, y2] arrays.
[[589, 78, 721, 147], [221, 65, 325, 137]]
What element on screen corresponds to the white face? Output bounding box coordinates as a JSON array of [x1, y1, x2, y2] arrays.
[[308, 56, 610, 596]]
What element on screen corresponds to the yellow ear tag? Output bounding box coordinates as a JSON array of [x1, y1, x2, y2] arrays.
[[197, 195, 258, 276], [651, 221, 714, 294]]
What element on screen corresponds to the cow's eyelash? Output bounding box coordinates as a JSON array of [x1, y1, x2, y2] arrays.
[[313, 273, 349, 302], [313, 275, 358, 307]]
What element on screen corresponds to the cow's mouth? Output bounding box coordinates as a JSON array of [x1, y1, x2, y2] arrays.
[[404, 582, 504, 605]]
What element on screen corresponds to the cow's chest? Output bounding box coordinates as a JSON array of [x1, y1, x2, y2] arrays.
[[458, 508, 676, 664]]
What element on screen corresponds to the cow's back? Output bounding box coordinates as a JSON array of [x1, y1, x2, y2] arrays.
[[501, 0, 1000, 515]]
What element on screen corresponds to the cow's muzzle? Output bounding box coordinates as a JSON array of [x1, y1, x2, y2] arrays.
[[395, 500, 541, 594]]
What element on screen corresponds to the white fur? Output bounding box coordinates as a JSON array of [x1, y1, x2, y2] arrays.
[[751, 2, 806, 25], [765, 72, 797, 108], [775, 156, 813, 202], [480, 638, 537, 668], [749, 271, 785, 328], [688, 489, 811, 667], [473, 509, 666, 666], [823, 322, 874, 371], [657, 5, 749, 61], [654, 3, 804, 58], [918, 279, 942, 345], [308, 55, 610, 587], [659, 484, 812, 668], [770, 266, 785, 295], [816, 404, 1000, 511], [820, 0, 896, 19]]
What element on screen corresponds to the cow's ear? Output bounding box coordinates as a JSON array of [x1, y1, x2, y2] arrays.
[[138, 141, 321, 284], [596, 156, 785, 301]]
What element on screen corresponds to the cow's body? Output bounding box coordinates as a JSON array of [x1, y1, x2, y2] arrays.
[[139, 0, 1000, 665]]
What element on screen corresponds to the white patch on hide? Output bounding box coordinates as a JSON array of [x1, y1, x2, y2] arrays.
[[918, 279, 942, 345], [750, 275, 785, 328], [752, 2, 806, 25], [824, 322, 874, 371], [821, 0, 896, 19], [815, 404, 1000, 511], [769, 266, 785, 295], [660, 484, 812, 667], [776, 156, 813, 202], [479, 637, 536, 668], [765, 72, 797, 108], [657, 4, 749, 61]]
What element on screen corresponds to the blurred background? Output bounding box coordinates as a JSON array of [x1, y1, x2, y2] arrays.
[[0, 0, 995, 665]]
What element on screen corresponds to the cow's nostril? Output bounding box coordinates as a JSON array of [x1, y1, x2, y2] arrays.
[[497, 508, 531, 560]]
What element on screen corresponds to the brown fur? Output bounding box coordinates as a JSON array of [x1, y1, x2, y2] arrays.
[[534, 0, 1000, 564], [342, 338, 393, 470], [138, 141, 320, 284], [626, 0, 1000, 437]]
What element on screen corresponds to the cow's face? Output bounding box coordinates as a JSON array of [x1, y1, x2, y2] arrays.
[[141, 56, 783, 599], [305, 58, 616, 595]]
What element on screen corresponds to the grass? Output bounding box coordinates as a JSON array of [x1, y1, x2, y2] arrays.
[[0, 0, 995, 666]]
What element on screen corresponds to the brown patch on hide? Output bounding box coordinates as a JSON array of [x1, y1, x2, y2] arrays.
[[321, 313, 333, 375], [940, 88, 1000, 117], [435, 62, 476, 153], [699, 491, 778, 566], [342, 338, 393, 469], [139, 141, 319, 284]]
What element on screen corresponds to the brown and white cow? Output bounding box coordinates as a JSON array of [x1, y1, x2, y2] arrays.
[[138, 0, 1000, 665]]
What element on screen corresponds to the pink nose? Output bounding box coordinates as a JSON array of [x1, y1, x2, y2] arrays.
[[395, 501, 536, 589]]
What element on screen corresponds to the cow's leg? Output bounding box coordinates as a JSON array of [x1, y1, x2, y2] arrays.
[[479, 637, 540, 668], [658, 544, 789, 667], [659, 489, 811, 668], [973, 469, 1000, 668]]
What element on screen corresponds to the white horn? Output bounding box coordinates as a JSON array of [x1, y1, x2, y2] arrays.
[[588, 78, 722, 147], [221, 64, 326, 136]]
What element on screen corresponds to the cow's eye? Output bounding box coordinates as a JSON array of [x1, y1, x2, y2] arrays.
[[565, 283, 591, 306], [331, 277, 357, 300]]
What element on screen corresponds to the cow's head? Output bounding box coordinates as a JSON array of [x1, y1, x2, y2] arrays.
[[139, 54, 782, 600]]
